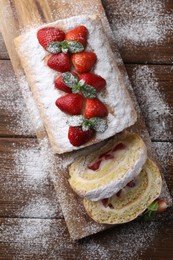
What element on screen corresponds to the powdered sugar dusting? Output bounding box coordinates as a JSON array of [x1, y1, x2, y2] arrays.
[[0, 137, 61, 218], [1, 212, 172, 259], [105, 0, 173, 47], [132, 65, 173, 140], [0, 62, 35, 135]]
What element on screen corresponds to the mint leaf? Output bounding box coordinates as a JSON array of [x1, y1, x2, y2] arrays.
[[89, 117, 108, 132], [78, 79, 85, 87], [143, 201, 159, 221], [62, 72, 79, 88], [147, 201, 159, 212], [61, 41, 70, 54], [81, 84, 97, 98], [46, 41, 61, 54], [67, 116, 108, 133], [82, 120, 92, 131], [67, 115, 85, 127], [67, 41, 84, 53], [71, 85, 81, 94]]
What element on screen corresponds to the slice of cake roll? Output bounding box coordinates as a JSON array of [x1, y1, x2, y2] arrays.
[[83, 159, 162, 224], [68, 132, 147, 201]]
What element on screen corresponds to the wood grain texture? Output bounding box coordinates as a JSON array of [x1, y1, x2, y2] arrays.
[[0, 60, 36, 137], [126, 64, 173, 141], [0, 137, 63, 218], [102, 0, 173, 64], [0, 209, 173, 260]]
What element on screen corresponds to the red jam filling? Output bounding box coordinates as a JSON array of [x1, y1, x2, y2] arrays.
[[88, 142, 126, 171]]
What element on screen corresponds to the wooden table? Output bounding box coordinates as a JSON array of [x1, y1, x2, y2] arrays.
[[0, 0, 173, 259]]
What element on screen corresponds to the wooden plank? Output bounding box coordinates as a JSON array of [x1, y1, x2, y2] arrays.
[[0, 60, 36, 137], [126, 64, 173, 141], [0, 138, 63, 218], [102, 0, 173, 65], [0, 212, 173, 260], [0, 0, 172, 239], [1, 0, 173, 64]]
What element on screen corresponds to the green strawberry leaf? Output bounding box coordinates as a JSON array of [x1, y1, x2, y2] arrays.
[[89, 117, 108, 132], [67, 116, 108, 133], [67, 115, 85, 127], [143, 200, 159, 221], [62, 72, 79, 88], [81, 84, 97, 98], [67, 40, 84, 53], [46, 41, 62, 54]]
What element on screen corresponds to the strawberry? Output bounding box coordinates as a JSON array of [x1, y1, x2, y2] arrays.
[[65, 25, 88, 47], [55, 93, 83, 115], [55, 72, 79, 93], [71, 52, 97, 74], [37, 27, 65, 49], [157, 199, 168, 213], [84, 98, 108, 119], [47, 53, 70, 72], [79, 73, 106, 92], [68, 126, 95, 146]]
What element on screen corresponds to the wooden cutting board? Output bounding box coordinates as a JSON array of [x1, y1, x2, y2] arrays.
[[0, 0, 172, 240]]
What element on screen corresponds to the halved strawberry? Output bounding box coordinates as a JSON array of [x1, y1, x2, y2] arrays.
[[47, 53, 70, 72], [71, 52, 97, 74], [79, 73, 106, 92], [55, 93, 83, 115], [55, 72, 79, 93], [37, 27, 65, 49], [84, 98, 108, 119], [68, 126, 95, 146], [65, 25, 88, 47]]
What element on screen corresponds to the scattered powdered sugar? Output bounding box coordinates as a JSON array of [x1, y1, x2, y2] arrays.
[[14, 138, 55, 189], [131, 65, 173, 140], [18, 197, 58, 218], [104, 0, 173, 47], [1, 137, 61, 218], [1, 211, 172, 259], [154, 142, 173, 182], [0, 62, 35, 135]]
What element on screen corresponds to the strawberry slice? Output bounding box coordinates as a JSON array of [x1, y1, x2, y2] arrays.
[[47, 53, 70, 72], [65, 25, 88, 47], [88, 159, 102, 171], [84, 98, 108, 119], [55, 72, 79, 93], [37, 27, 65, 49], [79, 73, 106, 92], [68, 126, 95, 146], [55, 94, 83, 115], [71, 52, 97, 74], [102, 198, 109, 207]]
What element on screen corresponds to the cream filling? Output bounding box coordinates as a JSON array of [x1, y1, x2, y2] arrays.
[[84, 147, 147, 201], [99, 167, 152, 213]]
